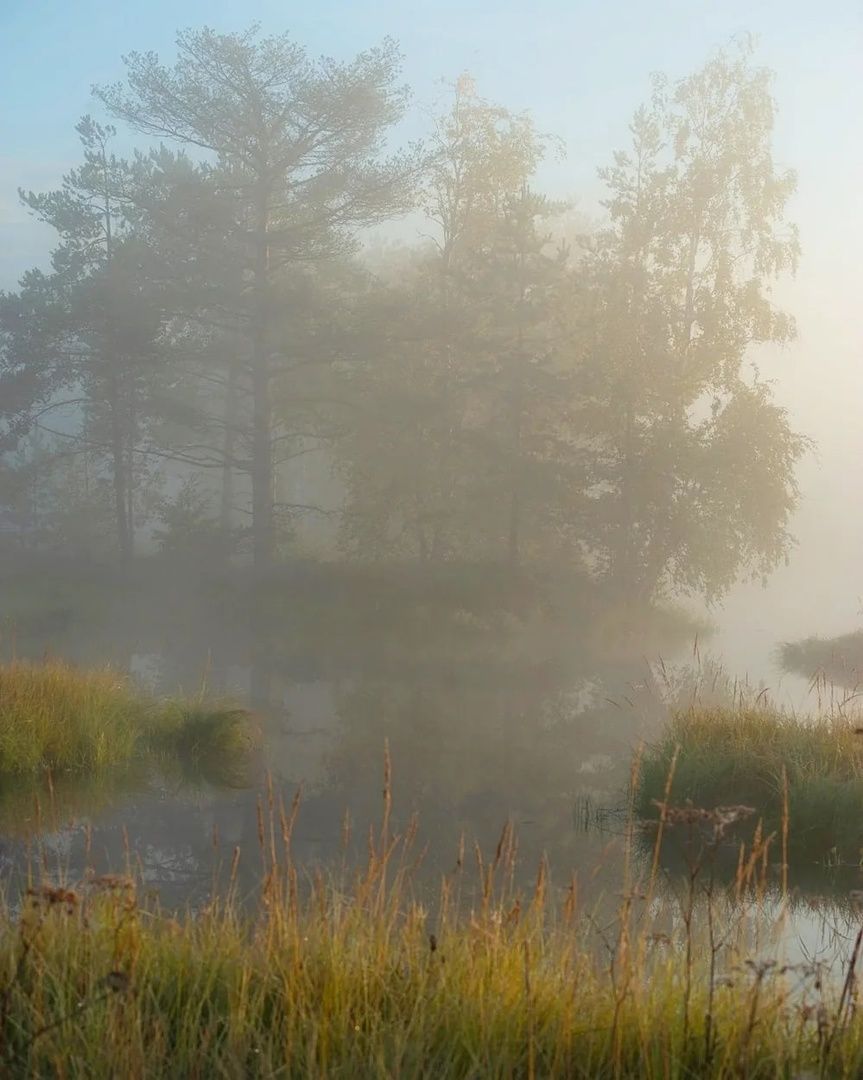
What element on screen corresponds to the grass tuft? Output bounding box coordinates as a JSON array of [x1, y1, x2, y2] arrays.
[[0, 660, 251, 778], [637, 704, 863, 864]]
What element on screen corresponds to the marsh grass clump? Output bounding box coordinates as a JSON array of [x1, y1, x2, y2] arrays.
[[0, 660, 252, 778], [637, 705, 863, 864], [0, 661, 146, 774], [148, 702, 256, 787]]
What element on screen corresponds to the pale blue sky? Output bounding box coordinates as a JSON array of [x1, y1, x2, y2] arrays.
[[1, 0, 860, 287], [1, 0, 862, 666]]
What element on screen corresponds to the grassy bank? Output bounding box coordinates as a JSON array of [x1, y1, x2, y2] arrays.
[[0, 660, 250, 776], [637, 703, 863, 864], [0, 793, 861, 1078]]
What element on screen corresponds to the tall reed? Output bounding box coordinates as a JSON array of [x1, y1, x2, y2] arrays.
[[1, 761, 862, 1077]]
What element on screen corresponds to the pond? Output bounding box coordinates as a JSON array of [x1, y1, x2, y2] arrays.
[[1, 561, 860, 977]]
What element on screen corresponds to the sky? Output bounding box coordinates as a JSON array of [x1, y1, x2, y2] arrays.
[[1, 0, 861, 687]]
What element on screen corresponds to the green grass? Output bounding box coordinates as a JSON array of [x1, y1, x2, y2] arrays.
[[637, 703, 863, 864], [148, 701, 257, 787], [0, 660, 252, 777], [0, 794, 862, 1078]]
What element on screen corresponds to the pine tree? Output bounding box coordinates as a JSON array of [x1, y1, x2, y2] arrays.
[[96, 26, 418, 570]]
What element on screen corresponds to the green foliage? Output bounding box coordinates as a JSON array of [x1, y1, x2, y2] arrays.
[[94, 26, 419, 570], [1, 31, 805, 606], [578, 41, 806, 601], [9, 118, 167, 562], [336, 81, 578, 565], [637, 704, 863, 862], [336, 46, 805, 601], [4, 431, 119, 558], [152, 476, 226, 561]]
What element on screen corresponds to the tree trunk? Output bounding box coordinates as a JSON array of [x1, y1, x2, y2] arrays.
[[681, 224, 701, 356], [126, 386, 135, 555], [251, 187, 274, 571], [219, 351, 242, 551], [107, 366, 133, 565], [508, 216, 527, 566], [507, 486, 521, 566], [251, 351, 273, 570], [613, 401, 636, 597], [102, 183, 132, 566], [507, 357, 524, 566]]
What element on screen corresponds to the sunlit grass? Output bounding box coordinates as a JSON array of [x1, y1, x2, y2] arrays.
[[6, 669, 863, 1074], [0, 660, 251, 777], [1, 785, 862, 1078]]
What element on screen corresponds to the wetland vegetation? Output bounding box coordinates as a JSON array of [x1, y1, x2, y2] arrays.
[[1, 773, 863, 1078], [0, 659, 252, 778], [637, 703, 863, 868]]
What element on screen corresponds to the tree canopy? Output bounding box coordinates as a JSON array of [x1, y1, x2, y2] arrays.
[[0, 31, 805, 607]]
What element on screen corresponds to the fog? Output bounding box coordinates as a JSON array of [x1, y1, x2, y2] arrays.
[[0, 1, 861, 907]]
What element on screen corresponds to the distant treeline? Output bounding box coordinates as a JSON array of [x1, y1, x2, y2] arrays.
[[0, 29, 804, 605]]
